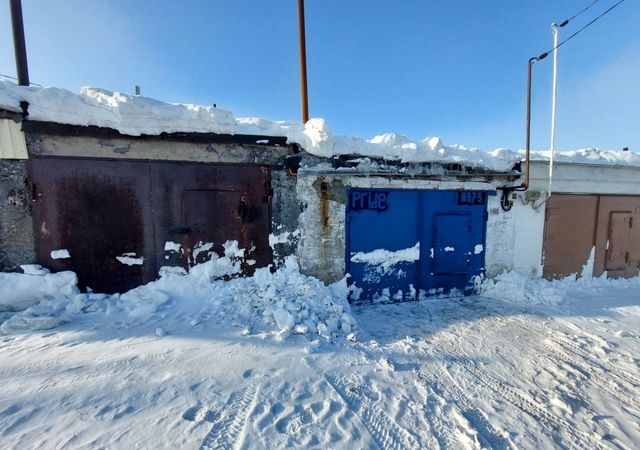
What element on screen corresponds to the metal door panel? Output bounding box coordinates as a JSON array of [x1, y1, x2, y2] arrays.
[[29, 158, 272, 293], [346, 190, 420, 301], [606, 212, 632, 271], [346, 189, 488, 301], [421, 190, 487, 294], [29, 158, 155, 293], [433, 214, 473, 275], [543, 194, 598, 279], [595, 196, 640, 278], [181, 190, 244, 266], [151, 163, 271, 276]]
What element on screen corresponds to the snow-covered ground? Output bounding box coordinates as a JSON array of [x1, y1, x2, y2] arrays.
[[0, 262, 638, 449]]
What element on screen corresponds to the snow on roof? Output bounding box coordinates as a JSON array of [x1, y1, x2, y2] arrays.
[[490, 147, 640, 168], [1, 80, 638, 171]]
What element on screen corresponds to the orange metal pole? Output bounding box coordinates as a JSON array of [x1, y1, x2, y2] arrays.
[[297, 0, 309, 124]]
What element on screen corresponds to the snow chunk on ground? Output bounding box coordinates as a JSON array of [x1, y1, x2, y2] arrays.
[[0, 246, 356, 341], [480, 271, 566, 306], [0, 268, 79, 312]]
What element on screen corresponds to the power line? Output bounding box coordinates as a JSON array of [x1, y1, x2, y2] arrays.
[[0, 72, 41, 87], [557, 0, 603, 27], [533, 0, 626, 62]]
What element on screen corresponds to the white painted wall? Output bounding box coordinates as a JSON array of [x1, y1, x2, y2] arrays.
[[0, 119, 28, 159]]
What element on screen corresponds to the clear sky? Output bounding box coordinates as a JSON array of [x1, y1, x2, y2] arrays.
[[1, 0, 638, 152]]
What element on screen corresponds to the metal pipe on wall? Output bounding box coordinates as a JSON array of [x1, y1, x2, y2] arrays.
[[9, 0, 30, 86], [297, 0, 309, 124], [523, 57, 536, 191]]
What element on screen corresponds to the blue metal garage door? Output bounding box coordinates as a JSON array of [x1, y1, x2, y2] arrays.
[[346, 189, 489, 301]]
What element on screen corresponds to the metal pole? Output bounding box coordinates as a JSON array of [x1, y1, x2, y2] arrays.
[[524, 58, 535, 190], [9, 0, 30, 86], [297, 0, 309, 124], [549, 23, 559, 195]]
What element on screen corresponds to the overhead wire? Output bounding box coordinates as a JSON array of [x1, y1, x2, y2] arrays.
[[532, 0, 626, 62], [0, 72, 42, 87], [556, 0, 603, 27]]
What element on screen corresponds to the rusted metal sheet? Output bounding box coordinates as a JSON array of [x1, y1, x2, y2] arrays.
[[151, 162, 271, 276], [543, 194, 598, 279], [29, 158, 156, 293], [29, 157, 272, 293]]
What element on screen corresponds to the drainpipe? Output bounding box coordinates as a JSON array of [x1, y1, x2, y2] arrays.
[[297, 0, 309, 124], [499, 55, 542, 211], [10, 0, 30, 86], [549, 23, 559, 196]]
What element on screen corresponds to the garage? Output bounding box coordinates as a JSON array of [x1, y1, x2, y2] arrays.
[[346, 189, 489, 300], [29, 157, 273, 293], [543, 194, 640, 279]]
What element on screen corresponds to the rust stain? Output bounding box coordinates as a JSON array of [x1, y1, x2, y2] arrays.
[[320, 181, 329, 234]]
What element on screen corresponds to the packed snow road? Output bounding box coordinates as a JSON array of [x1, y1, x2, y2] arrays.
[[0, 277, 638, 449]]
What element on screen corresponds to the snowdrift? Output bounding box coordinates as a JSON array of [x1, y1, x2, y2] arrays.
[[0, 265, 78, 312], [0, 250, 356, 341]]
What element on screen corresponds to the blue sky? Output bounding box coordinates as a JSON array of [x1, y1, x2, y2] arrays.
[[1, 1, 638, 151]]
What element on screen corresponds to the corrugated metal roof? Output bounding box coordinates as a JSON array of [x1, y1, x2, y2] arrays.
[[0, 119, 28, 159]]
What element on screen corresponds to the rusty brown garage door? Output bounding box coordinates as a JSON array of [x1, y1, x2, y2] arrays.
[[543, 194, 598, 279], [594, 196, 640, 278], [543, 194, 640, 280], [29, 157, 272, 293], [151, 162, 271, 272]]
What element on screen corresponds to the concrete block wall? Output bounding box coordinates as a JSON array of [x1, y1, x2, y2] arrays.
[[0, 159, 36, 271]]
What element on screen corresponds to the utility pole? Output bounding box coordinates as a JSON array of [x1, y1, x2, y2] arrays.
[[297, 0, 309, 124], [9, 0, 30, 86], [549, 23, 559, 195]]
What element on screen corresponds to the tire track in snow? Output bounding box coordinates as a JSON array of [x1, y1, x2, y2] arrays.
[[411, 377, 458, 450], [416, 363, 513, 450], [324, 372, 417, 450], [549, 336, 640, 388], [461, 360, 609, 450], [505, 317, 640, 389], [199, 385, 257, 450], [500, 318, 640, 413], [542, 338, 640, 413]]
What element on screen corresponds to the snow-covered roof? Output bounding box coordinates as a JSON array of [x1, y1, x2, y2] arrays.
[[1, 80, 638, 171], [492, 148, 640, 168]]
